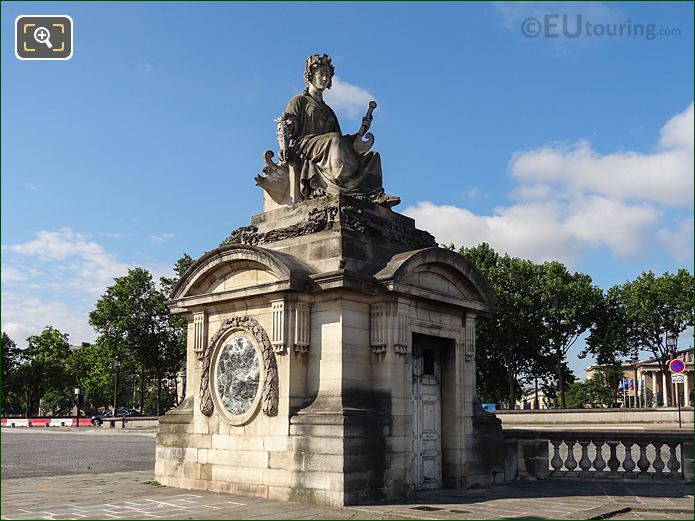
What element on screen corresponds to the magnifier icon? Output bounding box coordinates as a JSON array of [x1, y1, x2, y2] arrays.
[[33, 26, 53, 49]]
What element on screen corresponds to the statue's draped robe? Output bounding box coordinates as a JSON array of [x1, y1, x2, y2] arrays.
[[284, 93, 384, 200]]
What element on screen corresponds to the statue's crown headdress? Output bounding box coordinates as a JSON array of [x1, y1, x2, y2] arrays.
[[304, 54, 335, 89]]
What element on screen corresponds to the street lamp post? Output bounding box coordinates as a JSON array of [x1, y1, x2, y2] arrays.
[[74, 388, 81, 427], [632, 357, 639, 408], [113, 356, 121, 416], [666, 333, 681, 427]]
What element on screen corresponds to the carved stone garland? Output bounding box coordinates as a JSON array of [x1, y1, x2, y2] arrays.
[[221, 204, 436, 250], [200, 316, 278, 418]]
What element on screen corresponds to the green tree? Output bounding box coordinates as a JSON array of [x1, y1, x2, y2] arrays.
[[585, 286, 632, 363], [461, 244, 553, 407], [90, 268, 185, 415], [560, 371, 617, 409], [12, 327, 73, 416], [66, 342, 117, 413], [160, 253, 194, 404], [617, 269, 694, 405], [159, 253, 194, 297], [1, 332, 22, 415], [538, 261, 602, 408], [14, 362, 43, 417]]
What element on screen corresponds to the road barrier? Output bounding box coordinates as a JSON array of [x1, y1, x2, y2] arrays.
[[1, 416, 160, 429], [1, 418, 93, 428]]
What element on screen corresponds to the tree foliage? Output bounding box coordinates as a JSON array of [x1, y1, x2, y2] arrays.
[[2, 327, 75, 416], [2, 332, 22, 414], [89, 267, 186, 415], [537, 261, 602, 408], [67, 342, 117, 412], [586, 269, 694, 405], [461, 244, 601, 408], [561, 379, 606, 409], [3, 254, 195, 417], [461, 244, 555, 407], [159, 253, 194, 369], [619, 269, 694, 362]]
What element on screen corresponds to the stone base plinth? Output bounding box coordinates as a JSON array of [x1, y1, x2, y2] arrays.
[[157, 194, 500, 505]]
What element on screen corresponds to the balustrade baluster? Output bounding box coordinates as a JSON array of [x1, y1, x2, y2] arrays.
[[607, 441, 620, 473], [550, 440, 563, 472], [518, 434, 685, 482], [636, 442, 650, 476], [578, 441, 592, 474], [622, 441, 636, 475], [666, 443, 681, 476], [564, 441, 578, 472], [592, 440, 607, 474], [652, 442, 665, 476]]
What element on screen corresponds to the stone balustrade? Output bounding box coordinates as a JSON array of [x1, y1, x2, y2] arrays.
[[504, 429, 693, 482]]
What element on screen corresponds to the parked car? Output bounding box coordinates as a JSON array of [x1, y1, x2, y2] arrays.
[[91, 408, 143, 426]]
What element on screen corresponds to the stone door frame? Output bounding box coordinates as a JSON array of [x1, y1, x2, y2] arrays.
[[408, 319, 467, 489]]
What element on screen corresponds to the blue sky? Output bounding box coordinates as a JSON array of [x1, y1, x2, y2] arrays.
[[2, 1, 693, 377]]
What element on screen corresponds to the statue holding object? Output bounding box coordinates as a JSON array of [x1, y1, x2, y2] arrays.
[[256, 54, 400, 209]]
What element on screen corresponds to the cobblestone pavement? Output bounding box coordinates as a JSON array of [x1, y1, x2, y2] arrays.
[[1, 470, 692, 520]]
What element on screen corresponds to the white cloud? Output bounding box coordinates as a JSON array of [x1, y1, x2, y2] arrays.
[[150, 233, 176, 244], [98, 231, 124, 239], [1, 265, 28, 284], [3, 228, 129, 295], [1, 229, 137, 346], [405, 200, 579, 264], [23, 183, 39, 192], [324, 76, 375, 119], [1, 228, 179, 347], [510, 183, 552, 201], [406, 105, 693, 266], [466, 188, 486, 199], [494, 1, 620, 30], [562, 196, 659, 257], [1, 292, 96, 347], [510, 105, 694, 206], [660, 102, 694, 150], [658, 218, 695, 263]]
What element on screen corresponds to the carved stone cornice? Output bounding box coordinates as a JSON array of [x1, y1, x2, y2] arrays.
[[221, 201, 435, 251]]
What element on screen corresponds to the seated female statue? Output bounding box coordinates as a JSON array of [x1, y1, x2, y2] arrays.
[[260, 54, 399, 209]]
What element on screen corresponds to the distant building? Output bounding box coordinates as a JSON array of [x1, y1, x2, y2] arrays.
[[516, 386, 553, 410], [69, 342, 92, 351], [585, 347, 693, 408]]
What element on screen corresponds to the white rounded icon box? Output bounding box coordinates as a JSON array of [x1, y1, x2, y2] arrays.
[[15, 15, 73, 60]]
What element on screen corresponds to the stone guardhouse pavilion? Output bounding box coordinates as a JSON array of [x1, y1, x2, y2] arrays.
[[155, 54, 504, 506]]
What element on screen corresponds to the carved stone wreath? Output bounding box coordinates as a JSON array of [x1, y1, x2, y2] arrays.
[[200, 316, 278, 418]]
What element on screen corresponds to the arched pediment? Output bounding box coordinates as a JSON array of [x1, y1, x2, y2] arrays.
[[374, 248, 497, 312], [171, 244, 313, 300]]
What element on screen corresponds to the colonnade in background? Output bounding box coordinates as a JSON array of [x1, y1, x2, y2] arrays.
[[637, 370, 693, 408]]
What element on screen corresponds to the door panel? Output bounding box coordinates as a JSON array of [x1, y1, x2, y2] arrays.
[[412, 337, 442, 490]]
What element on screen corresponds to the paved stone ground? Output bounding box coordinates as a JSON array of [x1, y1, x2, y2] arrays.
[[1, 429, 692, 519], [2, 469, 692, 520], [1, 429, 155, 479]]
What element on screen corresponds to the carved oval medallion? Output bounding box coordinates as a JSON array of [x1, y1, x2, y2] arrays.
[[200, 316, 278, 422], [215, 335, 260, 416]]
